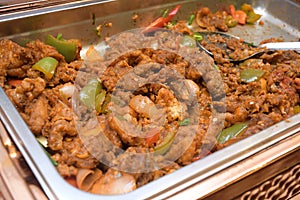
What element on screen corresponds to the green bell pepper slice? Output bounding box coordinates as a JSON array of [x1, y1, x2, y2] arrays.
[[240, 3, 261, 24], [100, 93, 111, 114], [36, 137, 58, 166], [246, 11, 261, 24], [79, 79, 102, 109], [32, 57, 58, 79], [154, 131, 176, 155], [217, 123, 248, 144], [225, 15, 238, 28], [240, 68, 265, 83], [179, 118, 190, 126], [95, 90, 107, 113], [45, 34, 78, 63], [188, 14, 195, 25], [240, 3, 253, 13]]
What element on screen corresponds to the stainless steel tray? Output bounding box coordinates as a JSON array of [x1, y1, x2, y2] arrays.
[[0, 0, 300, 199]]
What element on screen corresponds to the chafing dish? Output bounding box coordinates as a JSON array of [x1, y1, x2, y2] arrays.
[[0, 0, 299, 199]]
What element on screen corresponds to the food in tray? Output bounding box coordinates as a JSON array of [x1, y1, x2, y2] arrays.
[[0, 3, 299, 195], [162, 3, 261, 34], [196, 31, 266, 63]]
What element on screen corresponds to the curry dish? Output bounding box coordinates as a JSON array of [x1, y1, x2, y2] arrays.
[[0, 3, 300, 195]]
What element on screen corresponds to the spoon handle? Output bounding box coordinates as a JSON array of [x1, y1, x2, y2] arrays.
[[260, 42, 300, 51]]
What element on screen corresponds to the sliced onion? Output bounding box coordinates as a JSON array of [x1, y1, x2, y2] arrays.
[[180, 35, 196, 48], [86, 45, 103, 61], [59, 84, 75, 99], [129, 95, 156, 118], [76, 168, 102, 192], [90, 169, 136, 195], [36, 135, 48, 147]]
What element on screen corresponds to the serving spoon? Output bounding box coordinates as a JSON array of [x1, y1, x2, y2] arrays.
[[197, 31, 300, 62]]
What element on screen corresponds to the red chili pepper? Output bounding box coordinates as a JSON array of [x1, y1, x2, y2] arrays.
[[143, 4, 182, 33], [146, 127, 160, 146], [229, 5, 236, 16], [229, 4, 247, 25], [233, 10, 247, 25]]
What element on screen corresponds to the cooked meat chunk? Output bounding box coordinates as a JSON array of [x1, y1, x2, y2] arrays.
[[195, 7, 228, 32], [0, 39, 28, 86], [22, 95, 48, 134], [25, 39, 64, 63]]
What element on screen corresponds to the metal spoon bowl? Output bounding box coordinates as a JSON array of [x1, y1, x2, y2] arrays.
[[197, 31, 300, 62]]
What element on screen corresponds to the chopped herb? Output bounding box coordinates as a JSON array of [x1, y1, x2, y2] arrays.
[[45, 149, 58, 166], [240, 68, 265, 83], [193, 32, 203, 41], [188, 14, 195, 25], [247, 42, 255, 47], [179, 118, 190, 126], [162, 9, 169, 18], [56, 33, 63, 40], [165, 21, 177, 29]]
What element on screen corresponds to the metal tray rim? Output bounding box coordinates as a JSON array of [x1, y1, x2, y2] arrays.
[[1, 0, 300, 199], [0, 0, 115, 23]]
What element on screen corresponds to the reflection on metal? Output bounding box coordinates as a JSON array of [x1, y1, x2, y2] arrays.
[[0, 120, 35, 200], [240, 164, 300, 200], [0, 0, 87, 14]]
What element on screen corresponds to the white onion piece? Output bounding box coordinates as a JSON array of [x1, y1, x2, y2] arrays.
[[59, 84, 75, 99], [129, 95, 155, 118], [129, 95, 164, 121], [76, 168, 102, 192], [86, 45, 103, 61], [183, 79, 200, 99], [90, 169, 136, 195]]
